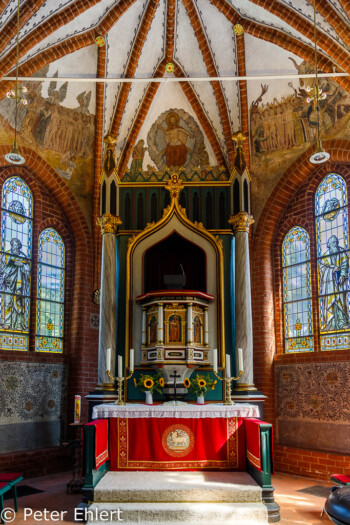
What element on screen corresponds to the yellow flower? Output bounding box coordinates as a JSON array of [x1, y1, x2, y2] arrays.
[[144, 378, 154, 389], [198, 379, 206, 388], [184, 378, 191, 388], [159, 377, 165, 387]]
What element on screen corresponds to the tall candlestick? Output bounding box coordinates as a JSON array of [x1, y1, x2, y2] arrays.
[[212, 348, 218, 373], [118, 355, 123, 378], [106, 347, 111, 372], [226, 353, 231, 378], [237, 347, 244, 372], [129, 348, 134, 373]]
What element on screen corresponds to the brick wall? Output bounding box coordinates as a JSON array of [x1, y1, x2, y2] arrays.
[[252, 140, 350, 479], [275, 445, 350, 481], [0, 150, 99, 470]]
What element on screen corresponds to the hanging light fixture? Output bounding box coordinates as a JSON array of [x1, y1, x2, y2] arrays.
[[5, 0, 26, 165], [308, 0, 330, 164]]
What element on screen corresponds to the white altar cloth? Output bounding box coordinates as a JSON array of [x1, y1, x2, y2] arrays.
[[92, 403, 259, 420]]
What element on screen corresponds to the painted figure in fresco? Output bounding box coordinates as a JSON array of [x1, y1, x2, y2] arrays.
[[169, 314, 181, 342], [75, 91, 91, 115], [32, 101, 52, 147], [253, 126, 269, 163], [56, 152, 77, 180], [157, 112, 193, 167], [319, 235, 350, 331], [0, 238, 30, 331], [130, 140, 147, 178]]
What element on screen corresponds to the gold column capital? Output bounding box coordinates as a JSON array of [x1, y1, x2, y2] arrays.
[[97, 213, 122, 235], [228, 211, 254, 233]]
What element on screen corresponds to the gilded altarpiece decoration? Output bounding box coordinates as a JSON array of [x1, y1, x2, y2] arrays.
[[164, 305, 186, 346]]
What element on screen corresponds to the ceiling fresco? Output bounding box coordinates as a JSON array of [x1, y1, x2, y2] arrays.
[[0, 0, 348, 225]]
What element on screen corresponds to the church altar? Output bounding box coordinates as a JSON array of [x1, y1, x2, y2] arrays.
[[91, 403, 260, 472]]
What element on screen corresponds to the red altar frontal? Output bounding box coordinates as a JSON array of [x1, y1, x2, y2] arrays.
[[91, 404, 259, 472]]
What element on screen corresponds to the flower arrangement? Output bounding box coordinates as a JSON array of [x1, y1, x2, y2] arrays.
[[134, 373, 164, 395], [184, 374, 217, 396]]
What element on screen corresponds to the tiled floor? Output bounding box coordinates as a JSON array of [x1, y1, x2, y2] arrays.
[[3, 471, 333, 524]]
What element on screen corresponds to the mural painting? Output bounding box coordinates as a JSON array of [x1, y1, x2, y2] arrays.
[[0, 67, 95, 224], [250, 59, 350, 222], [124, 108, 227, 183]]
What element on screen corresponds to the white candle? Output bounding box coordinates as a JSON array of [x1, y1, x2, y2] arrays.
[[118, 355, 123, 378], [238, 347, 244, 373], [129, 348, 134, 373], [226, 353, 231, 378], [212, 348, 218, 373], [106, 348, 111, 372]]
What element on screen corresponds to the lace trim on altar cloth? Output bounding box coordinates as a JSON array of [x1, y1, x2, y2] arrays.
[[92, 403, 260, 420]]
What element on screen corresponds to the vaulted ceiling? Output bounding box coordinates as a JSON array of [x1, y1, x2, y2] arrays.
[[0, 0, 349, 178]]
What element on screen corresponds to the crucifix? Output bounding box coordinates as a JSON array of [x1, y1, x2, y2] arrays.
[[169, 369, 181, 402]]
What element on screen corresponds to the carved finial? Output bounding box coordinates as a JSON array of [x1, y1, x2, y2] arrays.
[[232, 131, 246, 175], [228, 211, 254, 233], [232, 131, 245, 147], [101, 134, 118, 179], [164, 173, 184, 200], [104, 134, 117, 148], [96, 213, 122, 234]]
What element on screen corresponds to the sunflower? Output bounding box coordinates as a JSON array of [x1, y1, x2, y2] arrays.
[[159, 377, 165, 387], [184, 378, 191, 388], [198, 379, 206, 388], [144, 378, 154, 389]]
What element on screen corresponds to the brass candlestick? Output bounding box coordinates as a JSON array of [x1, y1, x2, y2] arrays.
[[107, 369, 134, 405], [214, 370, 243, 405]]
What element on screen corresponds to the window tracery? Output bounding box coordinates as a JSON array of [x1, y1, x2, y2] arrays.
[[36, 228, 65, 353], [282, 226, 313, 353]]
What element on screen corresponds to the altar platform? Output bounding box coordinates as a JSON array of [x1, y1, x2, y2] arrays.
[[86, 470, 269, 525]]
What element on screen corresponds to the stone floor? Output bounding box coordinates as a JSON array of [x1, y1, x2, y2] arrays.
[[3, 471, 333, 524]]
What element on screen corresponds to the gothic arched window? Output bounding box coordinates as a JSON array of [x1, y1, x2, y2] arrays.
[[0, 176, 33, 351], [282, 226, 313, 353], [36, 229, 65, 353], [315, 173, 350, 351]]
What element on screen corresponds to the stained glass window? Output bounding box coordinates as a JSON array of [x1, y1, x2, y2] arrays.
[[35, 228, 65, 353], [0, 177, 33, 351], [282, 226, 313, 352], [315, 174, 350, 351]]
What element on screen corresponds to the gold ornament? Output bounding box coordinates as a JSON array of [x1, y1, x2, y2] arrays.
[[96, 213, 122, 234], [164, 173, 184, 200], [228, 212, 254, 233]]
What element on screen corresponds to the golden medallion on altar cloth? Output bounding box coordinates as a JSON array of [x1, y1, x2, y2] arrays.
[[162, 424, 195, 457]]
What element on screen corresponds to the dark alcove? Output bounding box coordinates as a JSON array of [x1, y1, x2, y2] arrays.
[[144, 232, 206, 293]]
